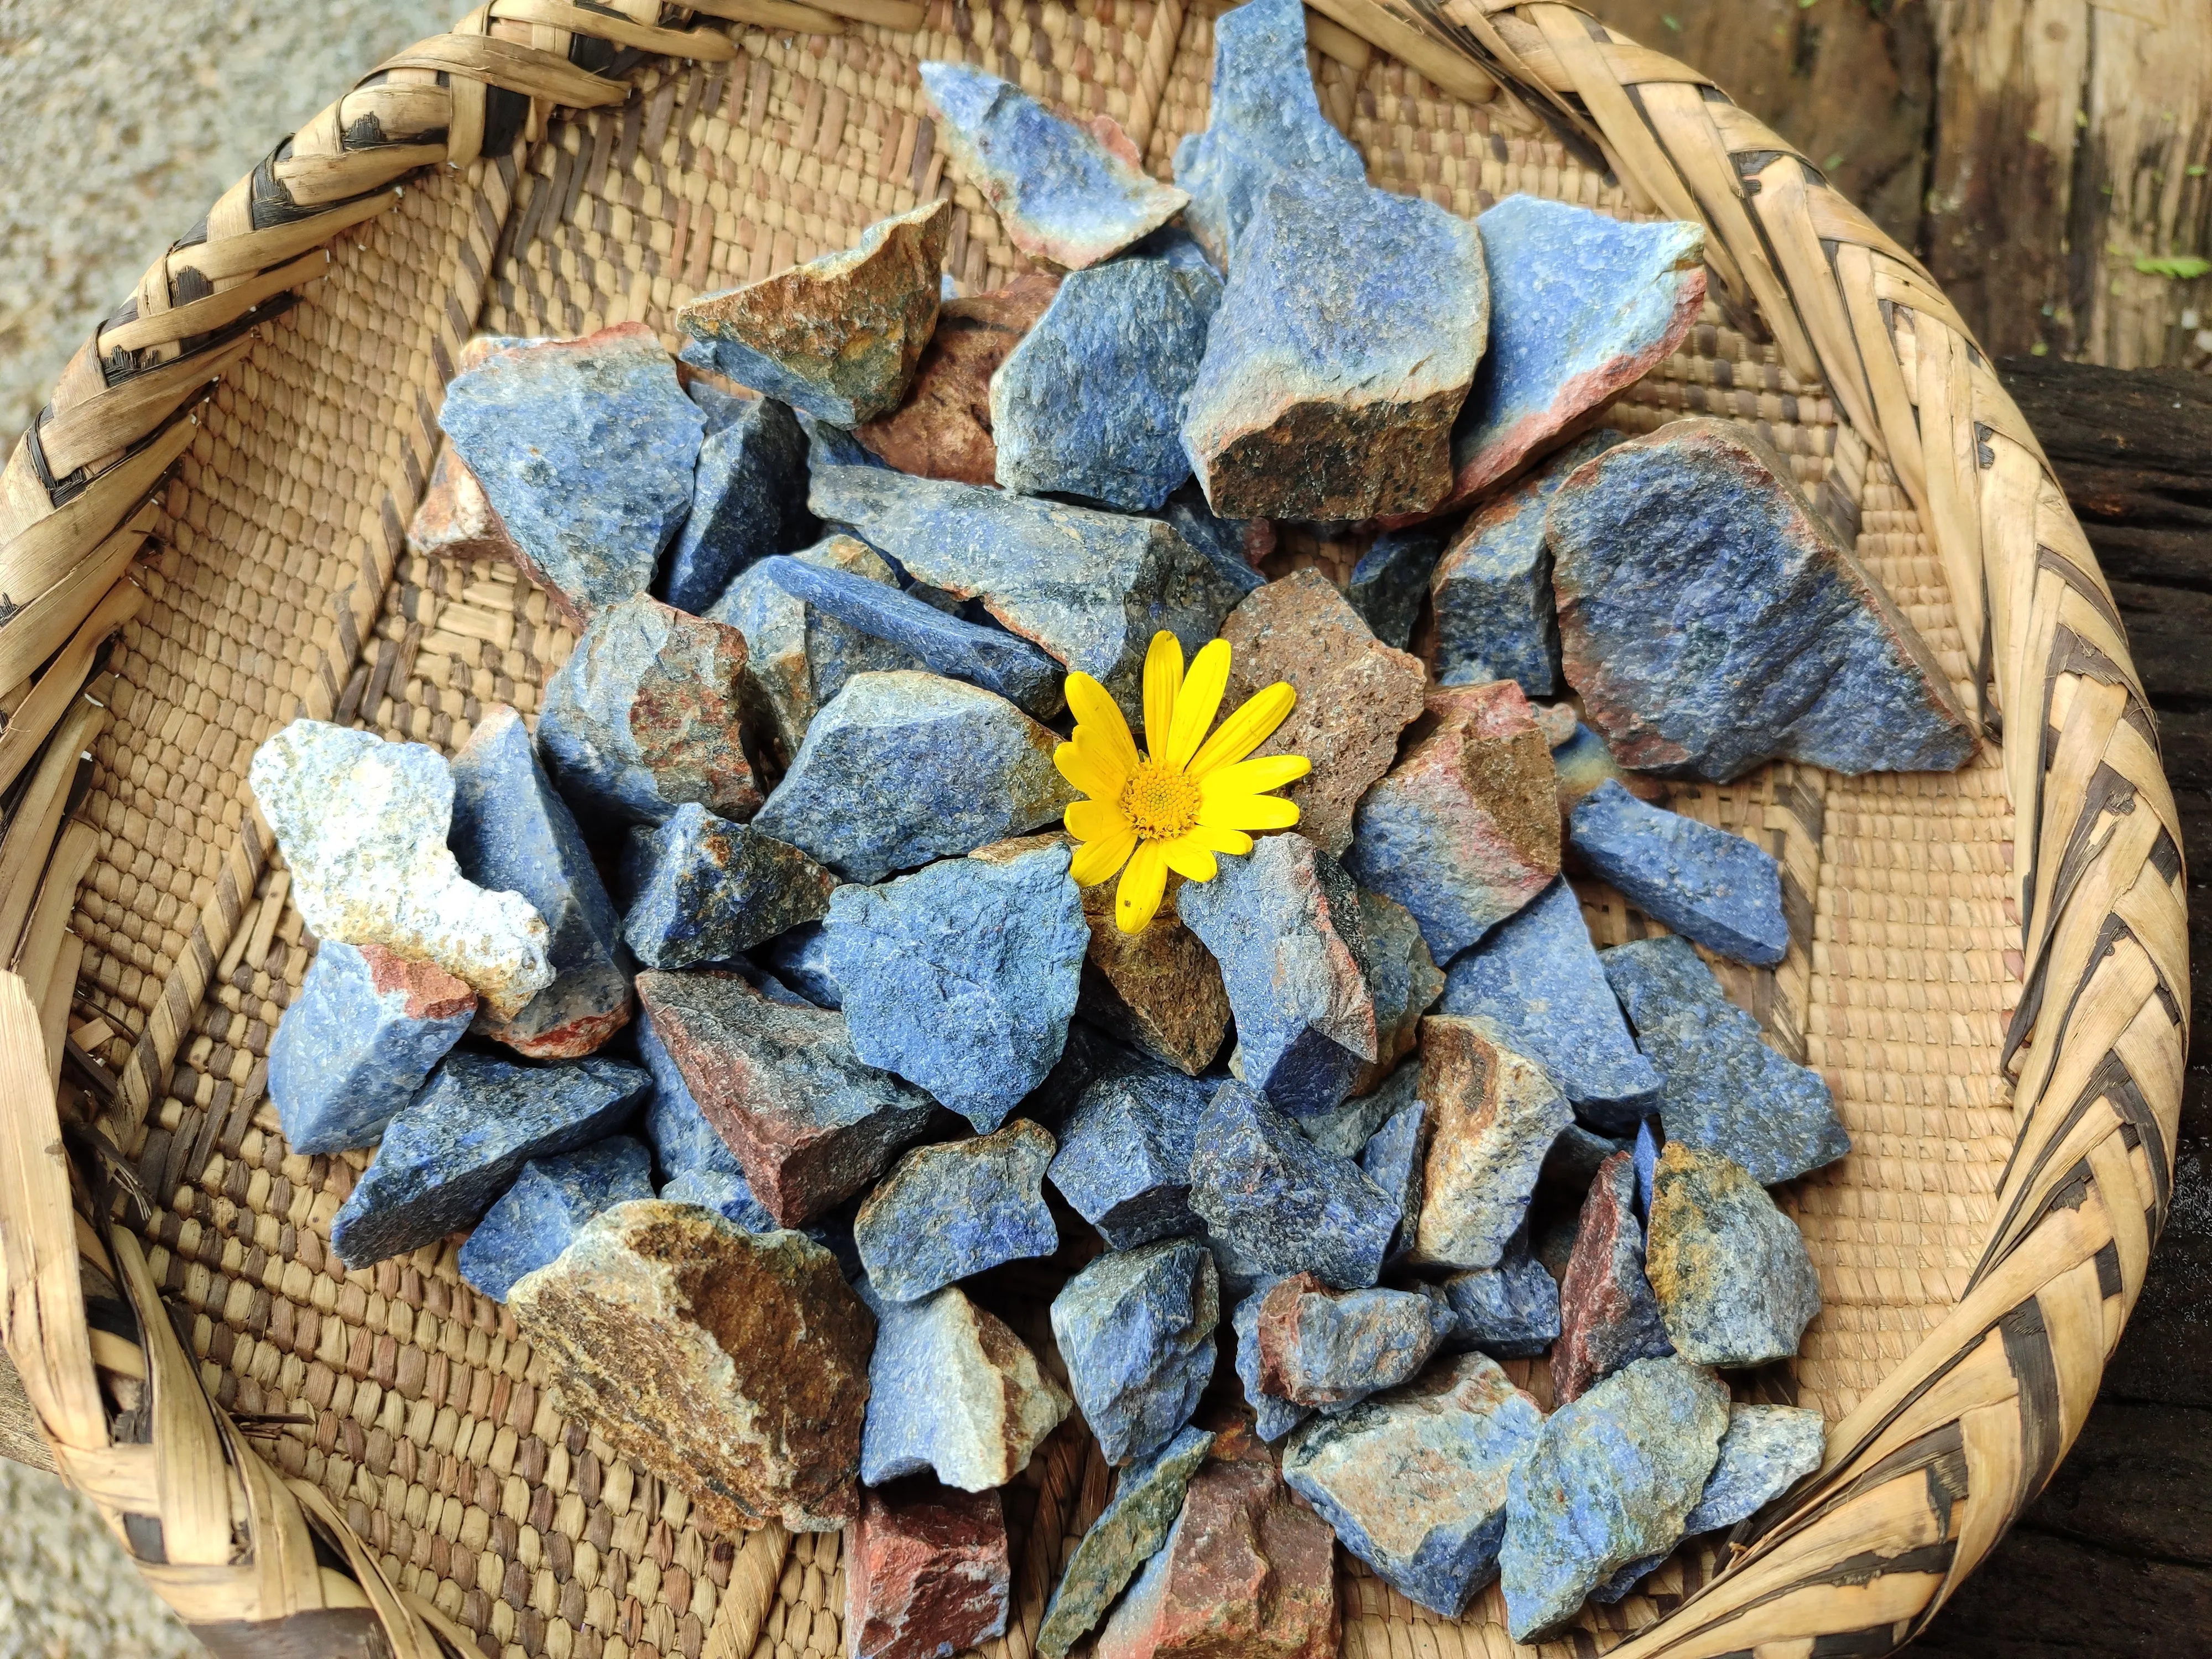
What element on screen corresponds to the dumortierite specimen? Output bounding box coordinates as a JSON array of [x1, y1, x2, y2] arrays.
[[808, 465, 1246, 705], [1232, 1281, 1311, 1442], [1172, 0, 1365, 267], [1438, 1245, 1561, 1359], [1076, 881, 1234, 1077], [854, 1121, 1060, 1301], [329, 1052, 651, 1267], [845, 1483, 1012, 1659], [991, 255, 1219, 510], [1037, 1427, 1217, 1658], [757, 920, 841, 1009], [1282, 1352, 1545, 1618], [638, 1009, 779, 1231], [1548, 418, 1976, 779], [676, 200, 951, 425], [619, 803, 836, 969], [1299, 1057, 1416, 1161], [1644, 1141, 1822, 1366], [1684, 1404, 1824, 1533], [1499, 1356, 1729, 1641], [1358, 1100, 1427, 1261], [1176, 834, 1378, 1119], [1351, 889, 1443, 1097], [752, 670, 1074, 883], [1048, 1058, 1212, 1248], [857, 276, 1060, 484], [920, 62, 1190, 269], [1571, 782, 1790, 966], [1440, 877, 1660, 1133], [450, 703, 631, 1057], [1188, 1080, 1398, 1290], [268, 942, 474, 1154], [1347, 524, 1451, 653], [659, 391, 812, 613], [1603, 935, 1850, 1182], [1052, 1239, 1220, 1466], [536, 593, 767, 825], [458, 1136, 655, 1301], [1181, 169, 1488, 522], [249, 721, 552, 1017], [635, 969, 937, 1226], [1157, 481, 1269, 597], [509, 1203, 873, 1532], [862, 1280, 1071, 1491], [437, 323, 703, 625], [826, 840, 1087, 1130], [1553, 1151, 1674, 1404], [1253, 1274, 1454, 1411], [1408, 1016, 1573, 1271]]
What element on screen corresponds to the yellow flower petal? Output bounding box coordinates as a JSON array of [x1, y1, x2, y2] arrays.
[[1161, 835, 1218, 883], [1072, 724, 1135, 789], [1054, 739, 1126, 802], [1115, 838, 1170, 932], [1199, 792, 1302, 831], [1188, 681, 1297, 777], [1163, 638, 1232, 769], [1065, 671, 1139, 773], [1065, 798, 1131, 842], [1186, 824, 1255, 857], [1142, 632, 1183, 763], [1070, 825, 1138, 886], [1198, 754, 1312, 801]]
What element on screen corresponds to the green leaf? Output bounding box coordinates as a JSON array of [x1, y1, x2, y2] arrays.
[[2133, 254, 2212, 280]]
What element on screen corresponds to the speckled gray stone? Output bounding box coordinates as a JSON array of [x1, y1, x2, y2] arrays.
[[1644, 1140, 1821, 1368], [620, 803, 837, 969], [854, 1122, 1060, 1301], [1188, 1080, 1398, 1291], [1684, 1404, 1825, 1535]]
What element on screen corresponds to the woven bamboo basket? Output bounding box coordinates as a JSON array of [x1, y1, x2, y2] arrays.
[[0, 2, 2185, 1656]]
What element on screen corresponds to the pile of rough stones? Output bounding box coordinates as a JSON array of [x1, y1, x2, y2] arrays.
[[247, 0, 1979, 1646]]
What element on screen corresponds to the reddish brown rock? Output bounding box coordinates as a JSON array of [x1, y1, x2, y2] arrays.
[[1078, 879, 1233, 1076], [1552, 1151, 1674, 1404], [357, 941, 478, 1021], [1253, 1273, 1452, 1411], [856, 276, 1060, 485], [409, 444, 516, 562], [845, 1481, 1012, 1659], [1219, 568, 1427, 857]]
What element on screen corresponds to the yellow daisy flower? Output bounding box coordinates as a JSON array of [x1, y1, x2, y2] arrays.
[[1055, 630, 1311, 935]]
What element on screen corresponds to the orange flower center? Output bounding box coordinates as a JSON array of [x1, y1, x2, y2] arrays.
[[1121, 760, 1201, 840]]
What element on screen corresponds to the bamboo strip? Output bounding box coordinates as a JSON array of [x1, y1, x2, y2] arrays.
[[0, 580, 142, 798], [0, 697, 108, 961], [0, 506, 156, 696]]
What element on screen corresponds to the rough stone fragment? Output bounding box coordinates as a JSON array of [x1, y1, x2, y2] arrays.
[[450, 703, 631, 1057], [538, 593, 766, 825], [1347, 524, 1450, 653], [330, 1053, 651, 1268], [1438, 1244, 1561, 1359], [620, 803, 837, 969], [1077, 882, 1232, 1077], [639, 1009, 780, 1231], [1231, 1282, 1310, 1443], [1551, 720, 1641, 814], [1439, 877, 1661, 1132], [810, 466, 1246, 705], [458, 1136, 655, 1301], [1571, 782, 1789, 966], [1298, 1057, 1416, 1161], [510, 1202, 872, 1531], [826, 839, 1087, 1130], [249, 722, 554, 1017], [992, 255, 1219, 510], [1171, 0, 1365, 267], [1644, 1140, 1821, 1367], [855, 1122, 1060, 1301], [1499, 1355, 1729, 1641], [856, 276, 1059, 484], [660, 392, 813, 613], [1282, 1352, 1545, 1617], [268, 942, 474, 1154], [1406, 1017, 1572, 1271], [1350, 890, 1443, 1097], [676, 201, 951, 425], [1181, 170, 1487, 521], [758, 920, 842, 1009], [1549, 418, 1976, 780], [1037, 1427, 1217, 1658], [1358, 1100, 1427, 1261], [1176, 834, 1378, 1119], [1052, 1239, 1220, 1465], [1552, 1151, 1674, 1404], [846, 1483, 1013, 1659], [1188, 1080, 1397, 1290], [1344, 682, 1560, 963], [1254, 1274, 1452, 1411], [1048, 1060, 1212, 1248], [635, 969, 937, 1226], [1603, 935, 1850, 1182], [1157, 481, 1271, 597], [1684, 1404, 1825, 1535], [1539, 1121, 1626, 1203], [862, 1280, 1072, 1490], [1635, 1115, 1660, 1220], [408, 444, 512, 562]]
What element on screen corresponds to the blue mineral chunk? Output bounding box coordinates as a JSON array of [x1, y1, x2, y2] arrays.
[[659, 392, 813, 614], [1187, 1079, 1398, 1290], [1051, 1239, 1220, 1465], [854, 1121, 1060, 1301], [1019, 1018, 1144, 1128], [1683, 1404, 1825, 1534], [791, 402, 888, 471], [826, 840, 1088, 1130], [862, 1279, 1073, 1491], [1348, 525, 1450, 653], [990, 255, 1220, 512], [661, 1168, 780, 1231], [1048, 1061, 1212, 1249], [1250, 1274, 1455, 1413], [329, 1052, 653, 1269], [1603, 934, 1850, 1183], [685, 378, 752, 432], [1634, 1116, 1659, 1221], [1172, 0, 1365, 267], [1230, 1280, 1311, 1443], [458, 1136, 655, 1301], [1155, 481, 1265, 596], [755, 920, 842, 1008], [1359, 1100, 1428, 1262], [1569, 781, 1790, 967], [439, 324, 703, 625], [268, 941, 476, 1154], [637, 1008, 736, 1182], [620, 802, 838, 969], [1644, 1140, 1821, 1368], [1538, 1121, 1628, 1201], [1297, 1056, 1417, 1161], [1439, 1244, 1561, 1360]]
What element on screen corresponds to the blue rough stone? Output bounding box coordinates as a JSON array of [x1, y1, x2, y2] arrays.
[[990, 255, 1220, 511], [268, 941, 475, 1154], [1051, 1239, 1220, 1465], [1551, 721, 1635, 815], [1172, 0, 1364, 267], [1684, 1404, 1825, 1534], [1359, 1100, 1427, 1262], [1603, 934, 1850, 1183], [439, 324, 703, 624], [810, 466, 1246, 705], [620, 803, 837, 969], [1645, 1140, 1821, 1368], [1440, 877, 1661, 1134], [1176, 833, 1378, 1119], [1155, 481, 1265, 596], [1499, 1355, 1729, 1642], [755, 921, 841, 1008], [1553, 1150, 1674, 1403], [752, 670, 1073, 883], [1634, 1115, 1659, 1220], [1354, 886, 1445, 1097], [825, 840, 1088, 1130], [1539, 1121, 1628, 1201], [796, 405, 887, 471], [1251, 1274, 1454, 1412], [1037, 1426, 1215, 1658], [330, 1052, 652, 1268], [1188, 1079, 1398, 1290], [686, 378, 751, 431], [660, 392, 813, 613], [1298, 1056, 1416, 1161], [1348, 525, 1450, 653], [1048, 1060, 1212, 1249], [1439, 1244, 1561, 1360], [1570, 781, 1790, 967], [1551, 418, 1976, 780], [1230, 1281, 1311, 1443], [459, 1137, 655, 1301], [1284, 1352, 1545, 1618], [450, 703, 631, 1058], [855, 1121, 1060, 1301], [862, 1279, 1073, 1491]]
